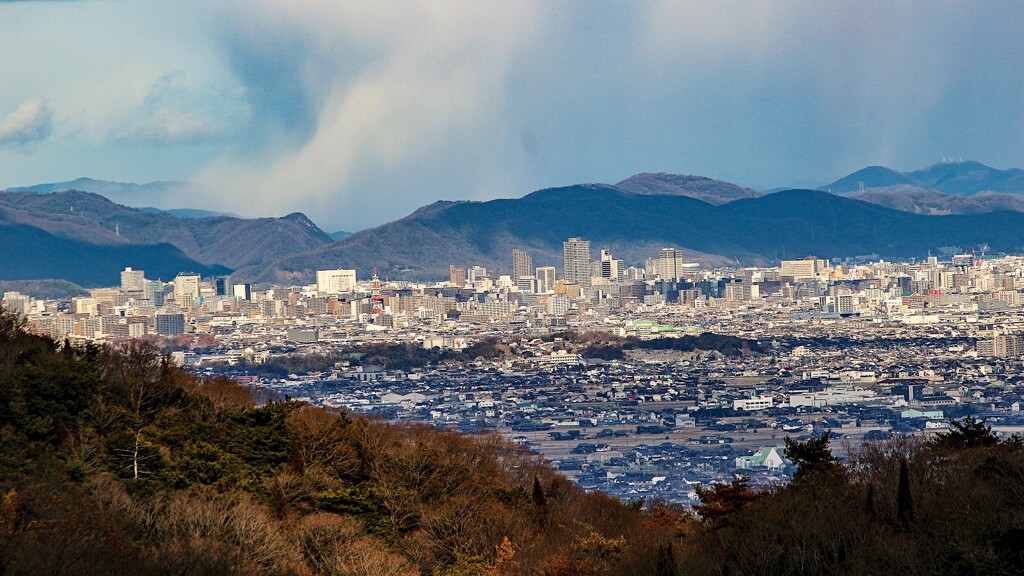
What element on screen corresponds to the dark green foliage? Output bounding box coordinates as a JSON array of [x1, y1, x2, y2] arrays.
[[225, 402, 295, 472], [933, 415, 1003, 449], [237, 339, 511, 377], [693, 476, 763, 524], [580, 333, 765, 359], [533, 476, 547, 509], [897, 458, 913, 529], [655, 543, 677, 576], [784, 431, 841, 481], [677, 436, 1024, 576], [166, 441, 251, 488]]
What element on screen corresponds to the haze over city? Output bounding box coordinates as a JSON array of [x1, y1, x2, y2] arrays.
[[2, 1, 1024, 230]]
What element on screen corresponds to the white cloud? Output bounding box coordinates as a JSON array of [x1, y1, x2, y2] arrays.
[[110, 71, 250, 146], [0, 97, 51, 146], [189, 1, 544, 223]]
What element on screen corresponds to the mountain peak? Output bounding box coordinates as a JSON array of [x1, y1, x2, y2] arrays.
[[615, 173, 761, 204], [825, 160, 1024, 196]]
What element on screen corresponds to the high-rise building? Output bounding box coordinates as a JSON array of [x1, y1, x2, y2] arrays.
[[173, 273, 201, 305], [468, 266, 487, 283], [449, 265, 466, 286], [562, 237, 591, 288], [233, 283, 252, 301], [316, 269, 357, 294], [145, 280, 166, 307], [156, 313, 186, 335], [120, 267, 146, 292], [214, 275, 231, 296], [658, 248, 685, 280], [512, 249, 533, 281], [600, 248, 622, 282], [1, 291, 31, 315], [535, 266, 556, 293], [517, 276, 536, 293]]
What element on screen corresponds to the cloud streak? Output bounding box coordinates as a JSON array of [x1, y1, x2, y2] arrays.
[[189, 1, 543, 226], [0, 97, 52, 146], [110, 71, 250, 146]]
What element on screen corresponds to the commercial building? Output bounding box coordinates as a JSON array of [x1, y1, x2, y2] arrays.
[[658, 248, 685, 280], [233, 283, 252, 301], [214, 275, 231, 296], [449, 265, 467, 286], [536, 266, 557, 293], [156, 313, 186, 335], [173, 273, 201, 306], [781, 257, 830, 280], [512, 249, 533, 281], [316, 269, 357, 294], [120, 267, 146, 292], [563, 237, 592, 288]]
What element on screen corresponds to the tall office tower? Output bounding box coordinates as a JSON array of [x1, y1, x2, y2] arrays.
[[214, 275, 231, 296], [563, 237, 592, 288], [173, 273, 201, 304], [316, 269, 357, 294], [658, 247, 685, 280], [512, 249, 533, 281], [449, 265, 467, 286], [144, 280, 166, 307], [120, 267, 146, 292], [535, 266, 557, 293], [468, 266, 487, 283], [600, 248, 622, 282]]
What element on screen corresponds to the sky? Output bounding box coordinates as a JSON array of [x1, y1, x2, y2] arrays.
[[1, 1, 1023, 231]]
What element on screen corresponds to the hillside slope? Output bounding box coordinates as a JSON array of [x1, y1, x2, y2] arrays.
[[0, 221, 227, 286], [826, 161, 1024, 196], [852, 187, 1024, 215], [0, 190, 332, 276], [615, 173, 762, 204], [253, 186, 1024, 282], [0, 312, 676, 576]]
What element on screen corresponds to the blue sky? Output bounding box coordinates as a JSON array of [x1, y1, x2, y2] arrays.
[[1, 1, 1022, 231]]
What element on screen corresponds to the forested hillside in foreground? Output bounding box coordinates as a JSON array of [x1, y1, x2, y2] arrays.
[[2, 308, 1024, 575], [0, 310, 675, 575]]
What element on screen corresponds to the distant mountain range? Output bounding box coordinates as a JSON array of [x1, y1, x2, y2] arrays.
[[824, 160, 1024, 196], [137, 207, 237, 219], [6, 177, 189, 209], [0, 189, 332, 287], [6, 161, 1024, 286], [819, 161, 1024, 215], [253, 185, 1024, 282], [0, 221, 228, 286]]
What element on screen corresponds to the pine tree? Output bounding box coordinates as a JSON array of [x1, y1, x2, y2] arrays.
[[897, 458, 914, 530], [784, 431, 841, 482]]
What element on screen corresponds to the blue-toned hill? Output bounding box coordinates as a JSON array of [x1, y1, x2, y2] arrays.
[[252, 184, 1024, 282]]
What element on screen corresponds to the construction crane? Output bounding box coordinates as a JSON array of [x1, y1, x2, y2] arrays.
[[974, 243, 989, 268]]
